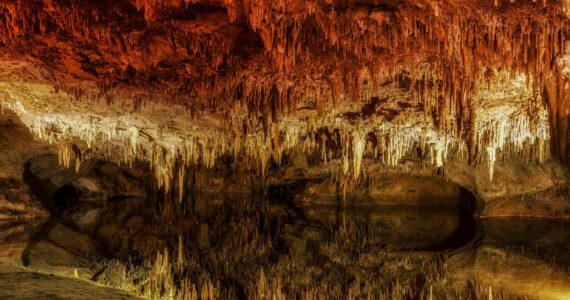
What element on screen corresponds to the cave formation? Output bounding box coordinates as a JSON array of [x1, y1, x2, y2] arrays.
[[0, 0, 570, 299]]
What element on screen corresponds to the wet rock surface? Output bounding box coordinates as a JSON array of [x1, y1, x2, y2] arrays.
[[294, 175, 463, 207], [0, 263, 140, 300], [0, 111, 51, 220], [0, 112, 569, 298]]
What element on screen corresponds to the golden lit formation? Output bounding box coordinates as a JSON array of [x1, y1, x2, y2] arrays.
[[0, 69, 550, 192]]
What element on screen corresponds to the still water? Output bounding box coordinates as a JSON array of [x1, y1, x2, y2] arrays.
[[0, 192, 569, 299]]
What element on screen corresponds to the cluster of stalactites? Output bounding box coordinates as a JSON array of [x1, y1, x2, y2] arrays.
[[132, 0, 201, 21], [0, 64, 555, 200], [162, 0, 570, 141], [0, 84, 466, 196], [0, 1, 114, 45], [474, 72, 551, 181], [240, 0, 567, 80], [1, 0, 566, 120], [304, 123, 465, 181], [0, 86, 267, 194]]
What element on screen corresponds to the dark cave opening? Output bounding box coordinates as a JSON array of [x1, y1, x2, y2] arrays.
[[22, 162, 81, 216], [22, 162, 57, 215], [51, 184, 81, 216], [267, 177, 481, 252], [423, 186, 479, 251]]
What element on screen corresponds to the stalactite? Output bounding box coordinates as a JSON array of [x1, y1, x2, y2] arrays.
[[474, 72, 550, 181], [178, 166, 185, 203], [352, 130, 365, 180], [0, 0, 566, 190], [0, 0, 566, 126]]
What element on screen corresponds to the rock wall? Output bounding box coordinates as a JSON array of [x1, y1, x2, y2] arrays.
[[0, 110, 51, 220], [446, 158, 570, 218]]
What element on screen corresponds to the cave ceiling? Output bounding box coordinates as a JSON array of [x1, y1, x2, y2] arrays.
[[0, 0, 569, 191]]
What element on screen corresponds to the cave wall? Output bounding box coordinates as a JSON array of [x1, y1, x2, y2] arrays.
[[0, 110, 51, 220]]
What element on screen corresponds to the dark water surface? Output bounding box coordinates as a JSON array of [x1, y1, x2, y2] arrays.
[[1, 193, 570, 299]]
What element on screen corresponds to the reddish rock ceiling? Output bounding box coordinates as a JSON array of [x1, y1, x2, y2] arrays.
[[0, 0, 569, 188], [1, 1, 568, 113]]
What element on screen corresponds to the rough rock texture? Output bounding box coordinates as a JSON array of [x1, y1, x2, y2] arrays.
[[0, 0, 567, 198], [0, 263, 140, 299], [0, 110, 51, 220], [446, 158, 570, 217]]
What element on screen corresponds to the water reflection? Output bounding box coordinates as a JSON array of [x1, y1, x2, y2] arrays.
[[482, 218, 570, 272], [299, 205, 474, 250], [1, 195, 570, 299]]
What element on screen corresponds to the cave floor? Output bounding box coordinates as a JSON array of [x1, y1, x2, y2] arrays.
[[0, 262, 140, 300]]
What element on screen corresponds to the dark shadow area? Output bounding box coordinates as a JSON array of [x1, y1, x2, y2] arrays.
[[20, 218, 59, 267], [20, 163, 82, 266], [482, 218, 570, 272], [22, 162, 81, 217], [51, 184, 80, 216], [424, 187, 479, 251], [22, 162, 57, 215]]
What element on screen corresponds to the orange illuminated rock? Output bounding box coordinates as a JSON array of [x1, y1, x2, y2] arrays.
[[0, 0, 567, 190]]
